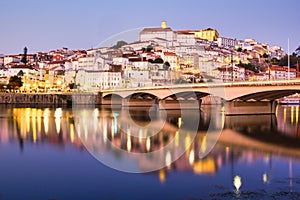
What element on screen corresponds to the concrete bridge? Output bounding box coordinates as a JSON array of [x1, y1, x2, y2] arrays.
[[100, 80, 300, 115]]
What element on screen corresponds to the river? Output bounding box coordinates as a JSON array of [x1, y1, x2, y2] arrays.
[[0, 104, 299, 199]]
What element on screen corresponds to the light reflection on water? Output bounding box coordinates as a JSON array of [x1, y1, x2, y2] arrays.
[[0, 105, 300, 199]]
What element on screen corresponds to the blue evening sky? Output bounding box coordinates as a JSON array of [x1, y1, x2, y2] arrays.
[[0, 0, 299, 55]]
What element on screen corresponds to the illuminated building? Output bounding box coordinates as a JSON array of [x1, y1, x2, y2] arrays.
[[75, 69, 121, 91], [192, 28, 219, 42], [140, 22, 175, 42]]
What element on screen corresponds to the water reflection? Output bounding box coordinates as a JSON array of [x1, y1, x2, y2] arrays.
[[0, 105, 300, 198], [0, 106, 82, 150]]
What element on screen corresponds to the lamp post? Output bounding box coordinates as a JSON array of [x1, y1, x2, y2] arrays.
[[288, 38, 290, 81], [268, 65, 271, 81], [169, 66, 173, 85], [231, 52, 234, 82], [268, 57, 271, 81]]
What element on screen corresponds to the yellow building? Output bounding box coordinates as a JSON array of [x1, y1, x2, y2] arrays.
[[192, 28, 219, 42]]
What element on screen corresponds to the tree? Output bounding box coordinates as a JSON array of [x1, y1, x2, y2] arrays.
[[148, 59, 154, 63], [295, 46, 300, 57], [262, 53, 269, 59], [146, 45, 153, 52], [68, 82, 75, 89], [238, 61, 259, 73], [270, 57, 280, 65], [279, 55, 300, 67], [21, 47, 28, 64], [8, 76, 23, 89], [175, 77, 188, 84], [0, 84, 6, 91], [153, 57, 164, 64], [163, 61, 170, 70], [112, 40, 128, 49]]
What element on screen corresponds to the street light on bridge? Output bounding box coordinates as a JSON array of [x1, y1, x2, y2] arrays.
[[231, 52, 234, 82]]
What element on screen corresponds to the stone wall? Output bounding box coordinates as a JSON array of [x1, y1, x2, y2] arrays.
[[0, 93, 100, 105]]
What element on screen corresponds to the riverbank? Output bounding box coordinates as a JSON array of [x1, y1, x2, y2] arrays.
[[0, 93, 222, 105]]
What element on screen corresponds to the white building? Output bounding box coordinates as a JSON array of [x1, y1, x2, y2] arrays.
[[269, 46, 286, 60], [140, 27, 175, 42], [124, 69, 149, 80], [75, 70, 121, 91], [64, 70, 76, 86], [4, 56, 20, 65], [131, 61, 149, 70], [237, 40, 254, 51], [176, 32, 196, 46], [122, 41, 154, 51], [151, 70, 169, 85], [123, 69, 152, 88], [268, 66, 286, 80], [285, 68, 297, 79], [267, 66, 297, 80], [217, 65, 245, 82], [174, 45, 205, 56], [199, 59, 221, 77], [162, 52, 178, 68], [113, 57, 130, 70], [217, 37, 238, 48], [0, 69, 9, 84], [7, 66, 40, 89], [78, 56, 96, 70], [65, 60, 78, 71]]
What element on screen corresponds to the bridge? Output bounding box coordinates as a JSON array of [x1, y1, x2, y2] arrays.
[[100, 80, 300, 115]]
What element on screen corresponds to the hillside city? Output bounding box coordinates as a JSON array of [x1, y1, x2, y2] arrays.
[[1, 22, 300, 93]]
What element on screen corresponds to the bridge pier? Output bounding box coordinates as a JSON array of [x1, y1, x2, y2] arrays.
[[122, 99, 155, 107], [100, 98, 122, 105], [224, 100, 277, 115], [159, 100, 201, 110]]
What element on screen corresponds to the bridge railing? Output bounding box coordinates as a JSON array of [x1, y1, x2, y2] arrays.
[[101, 79, 300, 92]]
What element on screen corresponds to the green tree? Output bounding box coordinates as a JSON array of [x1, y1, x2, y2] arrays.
[[21, 47, 28, 64], [163, 61, 170, 70], [148, 58, 154, 63], [112, 40, 128, 49], [238, 61, 259, 73], [153, 57, 164, 64], [175, 77, 188, 84], [8, 76, 23, 89], [262, 53, 269, 59], [146, 45, 153, 52], [270, 57, 280, 65], [68, 82, 75, 89], [279, 55, 300, 67], [295, 46, 300, 57]]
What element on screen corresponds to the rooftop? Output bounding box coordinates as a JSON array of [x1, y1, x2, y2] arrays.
[[140, 27, 173, 34]]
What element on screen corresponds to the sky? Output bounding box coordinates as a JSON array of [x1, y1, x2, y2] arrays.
[[0, 0, 299, 55]]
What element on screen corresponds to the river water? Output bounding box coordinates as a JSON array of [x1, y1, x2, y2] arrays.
[[0, 104, 299, 199]]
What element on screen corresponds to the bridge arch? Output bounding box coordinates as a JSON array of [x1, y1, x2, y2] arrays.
[[233, 90, 300, 101], [101, 82, 300, 102], [123, 92, 159, 100], [162, 91, 210, 100], [103, 93, 123, 100], [228, 88, 300, 101]]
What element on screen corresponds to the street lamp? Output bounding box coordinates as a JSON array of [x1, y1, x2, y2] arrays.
[[168, 66, 173, 85], [268, 64, 271, 81], [231, 50, 234, 82]]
